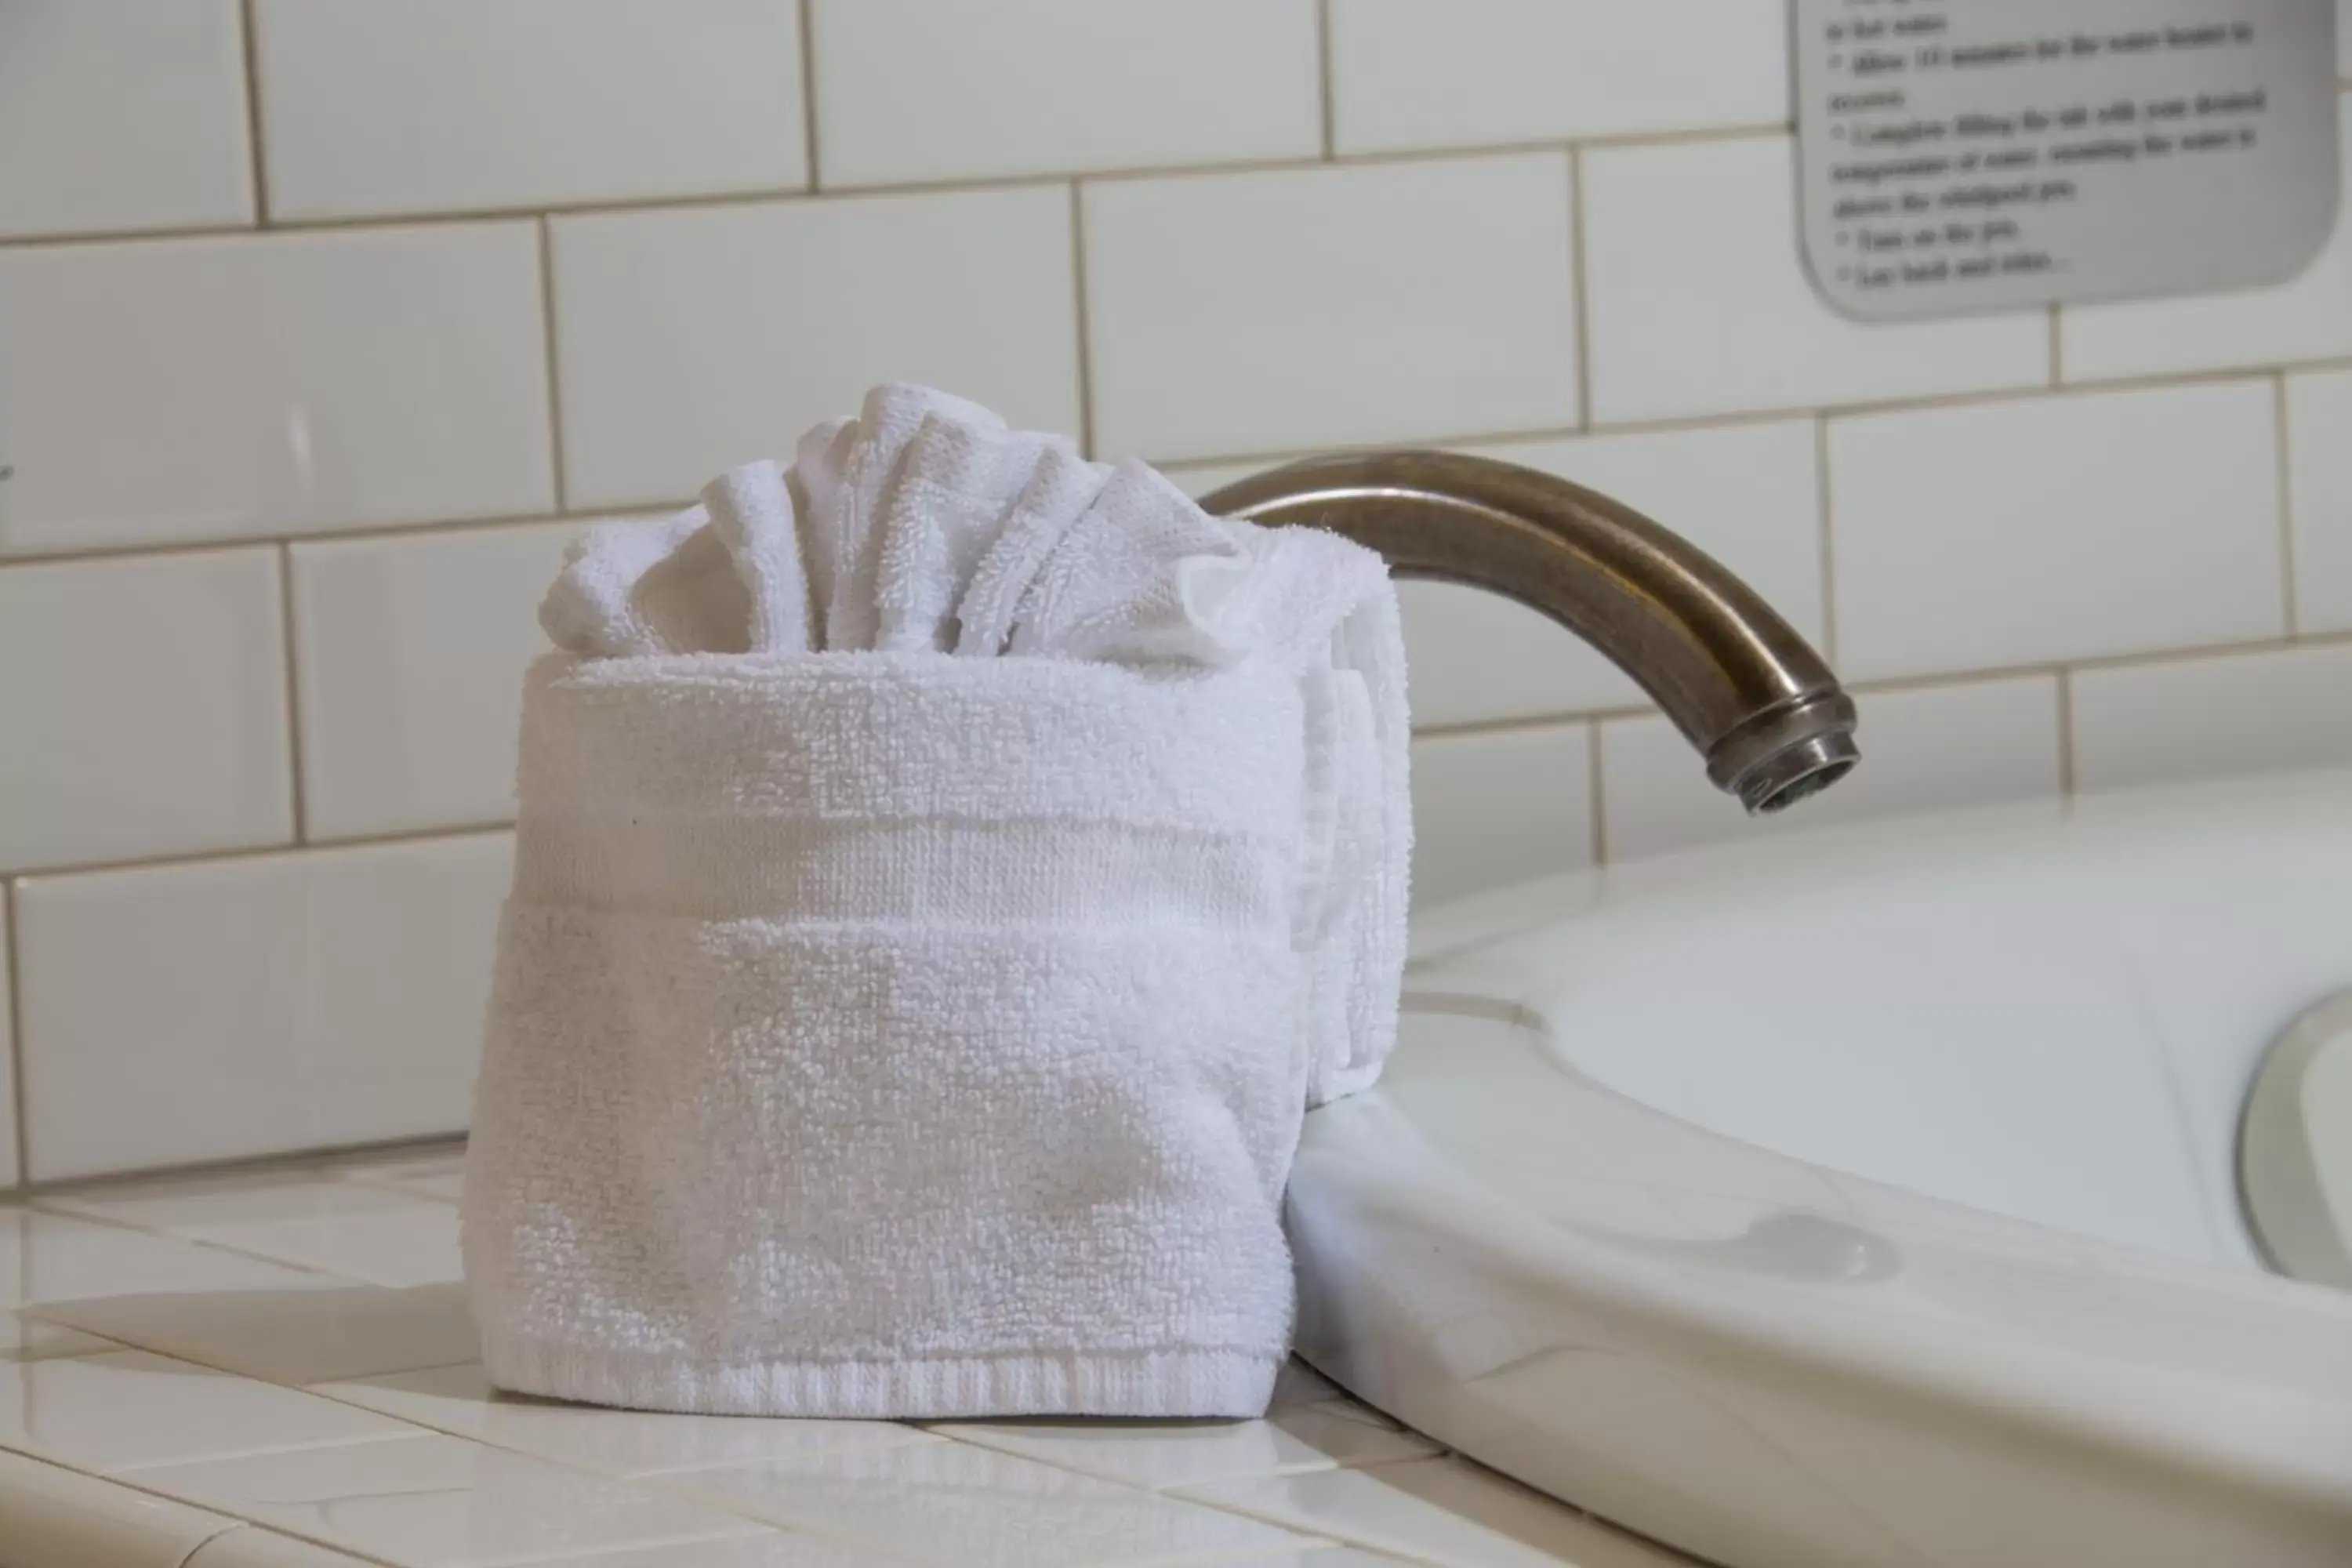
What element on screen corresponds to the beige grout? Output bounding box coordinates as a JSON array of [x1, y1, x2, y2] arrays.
[[1813, 416, 1838, 663], [1584, 719, 1609, 866], [1407, 630, 2352, 745], [1566, 147, 1594, 431], [274, 544, 309, 844], [5, 879, 29, 1189], [2055, 667, 2078, 797], [0, 508, 642, 575], [0, 123, 1805, 255], [3, 822, 514, 889], [2274, 371, 2300, 637], [797, 0, 824, 192], [1315, 0, 1338, 159], [535, 218, 568, 512], [235, 0, 270, 224], [1067, 183, 1098, 459]]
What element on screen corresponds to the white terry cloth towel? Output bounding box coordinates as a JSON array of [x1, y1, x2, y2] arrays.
[[463, 385, 1408, 1419]]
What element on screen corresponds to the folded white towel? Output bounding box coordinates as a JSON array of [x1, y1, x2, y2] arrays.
[[463, 386, 1408, 1418]]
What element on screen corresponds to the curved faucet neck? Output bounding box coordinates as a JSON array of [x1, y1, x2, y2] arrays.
[[1199, 451, 1858, 815]]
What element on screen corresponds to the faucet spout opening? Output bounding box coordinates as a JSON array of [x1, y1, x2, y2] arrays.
[[1200, 451, 1859, 817]]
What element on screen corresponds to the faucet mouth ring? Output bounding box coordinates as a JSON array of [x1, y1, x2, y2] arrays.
[[1737, 731, 1859, 815], [1706, 691, 1860, 815]]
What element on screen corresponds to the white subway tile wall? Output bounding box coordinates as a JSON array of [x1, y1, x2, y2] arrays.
[[2071, 643, 2352, 793], [0, 223, 554, 554], [13, 834, 513, 1181], [1410, 725, 1595, 909], [551, 186, 1080, 507], [1599, 677, 2064, 864], [1327, 0, 1789, 154], [810, 0, 1320, 186], [252, 0, 810, 220], [2288, 368, 2352, 633], [1579, 136, 2053, 424], [0, 892, 14, 1185], [1830, 381, 2285, 681], [0, 550, 292, 873], [1083, 153, 1581, 461], [0, 4, 2344, 1180], [0, 0, 254, 240], [289, 521, 583, 840]]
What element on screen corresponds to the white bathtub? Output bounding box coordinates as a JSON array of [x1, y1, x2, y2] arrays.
[[1291, 767, 2352, 1567]]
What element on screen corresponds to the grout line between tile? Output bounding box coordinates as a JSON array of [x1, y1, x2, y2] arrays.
[[1407, 631, 2352, 743], [1068, 183, 1098, 460], [24, 1135, 466, 1206], [1315, 0, 1338, 159], [3, 821, 513, 889], [9, 355, 2350, 574], [2274, 371, 2299, 637], [1813, 416, 1839, 663], [274, 545, 309, 844], [0, 126, 1806, 252], [2055, 667, 2078, 797], [1567, 147, 1593, 430], [4, 880, 28, 1189], [535, 219, 568, 513], [235, 0, 270, 224], [797, 0, 824, 192], [2, 509, 633, 574], [1586, 720, 1609, 867]]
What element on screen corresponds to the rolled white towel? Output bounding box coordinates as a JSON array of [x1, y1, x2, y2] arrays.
[[465, 386, 1408, 1418]]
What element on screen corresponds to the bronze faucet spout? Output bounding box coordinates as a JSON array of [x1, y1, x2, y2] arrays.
[[1200, 451, 1858, 815]]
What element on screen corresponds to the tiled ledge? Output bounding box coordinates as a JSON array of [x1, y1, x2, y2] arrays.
[[0, 1145, 1694, 1566]]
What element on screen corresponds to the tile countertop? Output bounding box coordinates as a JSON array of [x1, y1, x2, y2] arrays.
[[0, 1146, 1693, 1568]]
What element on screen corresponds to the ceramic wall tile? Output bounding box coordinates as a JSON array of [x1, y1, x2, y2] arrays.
[[181, 1530, 385, 1568], [2071, 643, 2352, 793], [2287, 368, 2352, 633], [933, 1405, 1436, 1492], [181, 1203, 464, 1290], [1178, 1456, 1689, 1566], [1083, 154, 1580, 463], [1830, 381, 2283, 681], [516, 1534, 905, 1566], [253, 0, 807, 220], [0, 1446, 244, 1568], [2059, 99, 2352, 381], [552, 187, 1079, 507], [119, 1436, 770, 1566], [664, 1439, 1310, 1567], [0, 1209, 325, 1312], [0, 893, 16, 1188], [0, 549, 291, 872], [0, 0, 252, 239], [811, 0, 1317, 186], [0, 223, 552, 554], [0, 1350, 415, 1475], [13, 833, 511, 1179], [1327, 0, 1788, 154], [1600, 676, 2063, 863], [1581, 136, 2049, 425], [321, 1363, 917, 1477], [1412, 724, 1594, 908], [32, 1281, 481, 1389], [291, 520, 578, 839]]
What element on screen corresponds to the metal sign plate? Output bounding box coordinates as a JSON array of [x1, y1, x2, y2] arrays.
[[1795, 0, 2341, 319]]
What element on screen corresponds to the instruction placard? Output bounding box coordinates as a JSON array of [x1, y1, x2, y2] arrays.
[[1795, 0, 2341, 320]]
